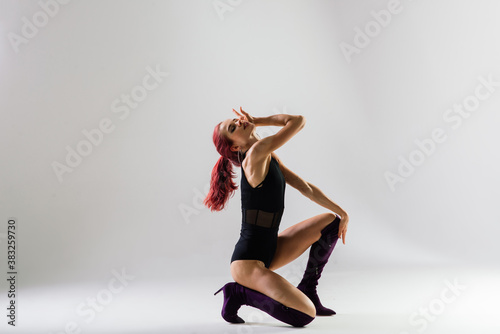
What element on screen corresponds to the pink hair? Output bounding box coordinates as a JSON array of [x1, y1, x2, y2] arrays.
[[204, 122, 241, 211]]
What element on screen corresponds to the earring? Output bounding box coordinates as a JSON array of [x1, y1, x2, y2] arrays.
[[237, 150, 242, 164]]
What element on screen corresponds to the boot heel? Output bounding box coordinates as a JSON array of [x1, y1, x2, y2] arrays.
[[214, 286, 223, 296]]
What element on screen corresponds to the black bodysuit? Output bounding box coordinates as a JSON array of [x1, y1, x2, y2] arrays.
[[230, 154, 286, 268]]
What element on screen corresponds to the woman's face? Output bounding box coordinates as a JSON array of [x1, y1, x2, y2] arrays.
[[219, 118, 255, 152]]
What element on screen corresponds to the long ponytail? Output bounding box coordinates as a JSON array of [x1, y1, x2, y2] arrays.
[[204, 122, 241, 211]]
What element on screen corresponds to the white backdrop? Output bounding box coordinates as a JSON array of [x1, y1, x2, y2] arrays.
[[1, 0, 500, 332]]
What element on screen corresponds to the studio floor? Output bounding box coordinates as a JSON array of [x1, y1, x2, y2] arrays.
[[3, 264, 499, 334]]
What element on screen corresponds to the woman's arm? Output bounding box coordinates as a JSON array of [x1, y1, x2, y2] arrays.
[[232, 109, 305, 156], [277, 157, 348, 216], [232, 108, 298, 128], [302, 182, 348, 217], [247, 113, 306, 162], [304, 182, 350, 244], [253, 114, 299, 127], [273, 153, 350, 243]]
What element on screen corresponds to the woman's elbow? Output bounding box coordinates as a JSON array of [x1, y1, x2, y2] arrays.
[[299, 183, 313, 198], [297, 115, 306, 128], [290, 114, 305, 126]]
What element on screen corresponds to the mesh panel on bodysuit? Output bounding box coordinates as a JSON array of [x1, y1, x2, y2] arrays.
[[243, 208, 284, 229]]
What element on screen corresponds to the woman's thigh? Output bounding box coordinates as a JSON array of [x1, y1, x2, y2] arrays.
[[269, 212, 337, 271], [230, 260, 316, 317]]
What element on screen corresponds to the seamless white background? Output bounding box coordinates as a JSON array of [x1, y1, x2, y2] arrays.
[[1, 0, 499, 333]]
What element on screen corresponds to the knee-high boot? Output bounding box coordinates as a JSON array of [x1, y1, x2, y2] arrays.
[[296, 214, 341, 316], [214, 282, 315, 327]]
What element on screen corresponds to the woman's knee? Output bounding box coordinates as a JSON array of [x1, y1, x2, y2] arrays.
[[231, 262, 316, 318], [305, 212, 337, 238], [230, 260, 264, 285], [323, 212, 337, 223], [294, 289, 316, 318]]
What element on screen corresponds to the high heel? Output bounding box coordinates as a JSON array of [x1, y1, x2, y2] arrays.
[[214, 282, 314, 327], [214, 282, 245, 323]]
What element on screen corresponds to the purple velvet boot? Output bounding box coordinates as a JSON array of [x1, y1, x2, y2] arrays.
[[297, 214, 341, 316], [214, 282, 315, 327]]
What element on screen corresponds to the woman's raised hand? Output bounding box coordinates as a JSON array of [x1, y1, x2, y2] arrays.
[[232, 106, 255, 124]]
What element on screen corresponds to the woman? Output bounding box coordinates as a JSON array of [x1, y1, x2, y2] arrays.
[[205, 107, 349, 327]]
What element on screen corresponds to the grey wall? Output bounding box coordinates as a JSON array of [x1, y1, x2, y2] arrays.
[[1, 0, 499, 291]]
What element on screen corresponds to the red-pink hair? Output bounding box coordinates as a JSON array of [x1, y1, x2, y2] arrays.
[[204, 122, 241, 211]]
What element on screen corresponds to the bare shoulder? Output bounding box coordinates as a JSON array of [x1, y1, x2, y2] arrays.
[[243, 146, 272, 188]]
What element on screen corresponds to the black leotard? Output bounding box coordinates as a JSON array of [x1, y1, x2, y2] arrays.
[[230, 154, 286, 268]]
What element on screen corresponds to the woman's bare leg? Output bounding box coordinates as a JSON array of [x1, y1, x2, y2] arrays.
[[230, 260, 316, 318], [226, 212, 337, 319], [269, 212, 337, 271]]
